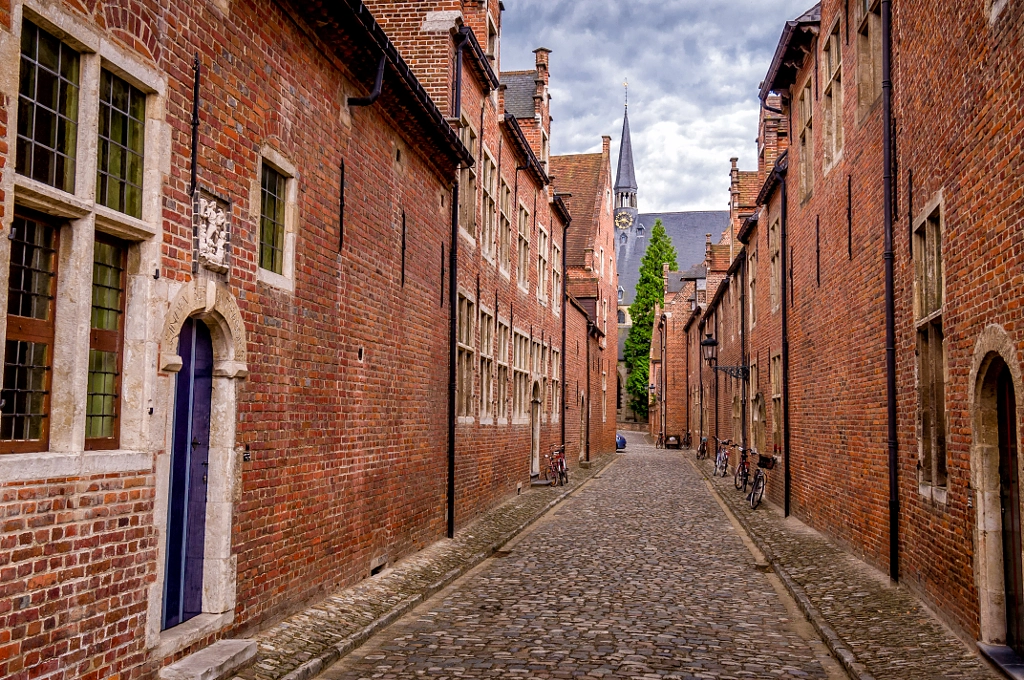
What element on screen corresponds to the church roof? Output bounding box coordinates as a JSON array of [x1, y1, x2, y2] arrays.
[[501, 70, 537, 119], [551, 152, 606, 268], [616, 211, 729, 308], [614, 110, 638, 193]]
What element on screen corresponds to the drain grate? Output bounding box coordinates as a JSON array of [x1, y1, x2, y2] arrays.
[[491, 550, 513, 558]]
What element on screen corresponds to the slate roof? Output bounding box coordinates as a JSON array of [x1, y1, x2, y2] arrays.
[[551, 152, 605, 268], [501, 70, 537, 119], [614, 111, 638, 192], [616, 211, 729, 308]]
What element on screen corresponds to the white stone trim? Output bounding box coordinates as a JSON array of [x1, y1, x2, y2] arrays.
[[254, 147, 298, 293], [0, 449, 151, 482]]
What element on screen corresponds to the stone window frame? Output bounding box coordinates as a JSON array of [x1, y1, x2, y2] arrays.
[[749, 246, 758, 327], [479, 306, 495, 424], [551, 348, 560, 424], [798, 79, 814, 199], [480, 147, 498, 262], [458, 116, 479, 244], [512, 330, 530, 424], [769, 219, 781, 313], [536, 224, 549, 305], [856, 0, 883, 120], [498, 179, 513, 277], [771, 353, 782, 453], [0, 1, 168, 482], [552, 242, 562, 316], [822, 17, 844, 173], [456, 291, 476, 422], [496, 318, 510, 423], [255, 148, 298, 293], [913, 192, 948, 501], [517, 201, 530, 293]]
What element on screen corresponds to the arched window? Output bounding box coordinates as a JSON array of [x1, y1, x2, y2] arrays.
[[617, 286, 624, 301], [619, 232, 627, 245], [617, 309, 626, 324], [637, 225, 645, 237]]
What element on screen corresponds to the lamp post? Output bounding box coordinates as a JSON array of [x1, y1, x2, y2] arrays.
[[701, 332, 751, 445]]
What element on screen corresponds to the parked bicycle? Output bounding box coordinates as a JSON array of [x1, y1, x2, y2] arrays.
[[696, 437, 709, 460], [545, 445, 569, 486], [733, 444, 752, 492], [682, 431, 693, 449], [712, 436, 732, 477], [748, 451, 779, 509]]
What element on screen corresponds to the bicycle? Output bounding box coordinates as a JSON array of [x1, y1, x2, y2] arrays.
[[545, 445, 569, 486], [696, 437, 709, 460], [712, 437, 732, 477], [748, 451, 778, 509], [682, 431, 692, 449], [733, 444, 752, 492]]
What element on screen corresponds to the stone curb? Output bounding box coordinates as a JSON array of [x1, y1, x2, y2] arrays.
[[275, 455, 618, 680], [688, 453, 876, 680]]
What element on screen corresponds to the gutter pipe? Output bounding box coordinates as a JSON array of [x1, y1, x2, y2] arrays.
[[559, 202, 570, 452], [882, 0, 899, 582], [780, 162, 792, 518], [447, 29, 470, 539], [348, 54, 387, 107]]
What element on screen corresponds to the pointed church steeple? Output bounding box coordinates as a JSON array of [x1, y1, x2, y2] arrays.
[[613, 82, 639, 232]]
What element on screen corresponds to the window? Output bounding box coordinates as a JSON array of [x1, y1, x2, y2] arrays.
[[637, 225, 645, 237], [513, 332, 529, 420], [599, 247, 605, 280], [915, 206, 946, 488], [517, 204, 530, 289], [552, 244, 562, 311], [798, 83, 814, 197], [497, 321, 510, 420], [620, 232, 627, 245], [479, 310, 494, 420], [537, 227, 549, 302], [481, 152, 498, 259], [551, 349, 560, 423], [459, 121, 478, 238], [17, 21, 80, 194], [617, 286, 624, 301], [769, 220, 780, 312], [749, 247, 758, 326], [822, 23, 843, 170], [486, 18, 498, 58], [86, 236, 127, 449], [260, 164, 287, 274], [97, 70, 146, 218], [602, 371, 607, 423], [858, 0, 883, 116], [2, 215, 59, 453], [617, 309, 626, 324], [457, 294, 476, 418], [499, 181, 512, 272], [771, 353, 782, 453]]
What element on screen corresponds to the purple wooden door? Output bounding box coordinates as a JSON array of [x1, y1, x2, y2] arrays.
[[998, 365, 1024, 654], [162, 318, 213, 630]]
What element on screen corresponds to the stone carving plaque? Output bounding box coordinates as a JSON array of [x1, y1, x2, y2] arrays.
[[194, 191, 231, 274]]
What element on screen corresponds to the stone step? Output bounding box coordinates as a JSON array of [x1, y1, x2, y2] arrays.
[[159, 640, 257, 680]]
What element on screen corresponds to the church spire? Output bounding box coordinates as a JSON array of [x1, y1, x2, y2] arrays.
[[613, 82, 639, 231]]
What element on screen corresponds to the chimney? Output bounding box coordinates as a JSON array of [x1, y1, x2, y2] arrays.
[[533, 47, 551, 86], [602, 135, 611, 158]]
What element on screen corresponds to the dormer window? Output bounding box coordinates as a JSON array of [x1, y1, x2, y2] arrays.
[[617, 286, 624, 301], [637, 225, 645, 237]]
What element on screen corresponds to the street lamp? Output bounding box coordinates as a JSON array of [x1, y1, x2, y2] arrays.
[[701, 333, 718, 365]]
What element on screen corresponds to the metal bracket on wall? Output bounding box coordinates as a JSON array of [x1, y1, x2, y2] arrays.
[[712, 365, 750, 381]]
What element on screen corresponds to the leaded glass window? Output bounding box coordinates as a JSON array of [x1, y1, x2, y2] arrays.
[[17, 21, 79, 193], [260, 164, 286, 274], [86, 237, 126, 449], [97, 70, 145, 218]]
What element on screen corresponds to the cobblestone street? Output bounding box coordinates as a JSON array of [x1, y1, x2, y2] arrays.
[[318, 434, 843, 679]]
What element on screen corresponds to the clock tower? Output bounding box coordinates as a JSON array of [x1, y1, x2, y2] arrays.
[[613, 96, 638, 233]]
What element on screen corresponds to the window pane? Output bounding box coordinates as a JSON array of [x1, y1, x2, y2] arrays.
[[18, 21, 79, 194], [91, 240, 125, 331], [260, 165, 287, 274], [85, 349, 118, 439], [1, 340, 50, 442], [8, 217, 56, 320], [97, 70, 145, 218]]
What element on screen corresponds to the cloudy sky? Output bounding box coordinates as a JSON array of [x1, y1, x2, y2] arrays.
[[501, 0, 812, 213]]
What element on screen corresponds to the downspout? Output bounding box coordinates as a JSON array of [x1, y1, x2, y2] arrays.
[[741, 256, 748, 449], [447, 29, 471, 539], [348, 54, 387, 107], [586, 322, 592, 462], [780, 165, 792, 518], [661, 314, 667, 441], [699, 322, 704, 443], [882, 0, 899, 582], [560, 216, 569, 451]]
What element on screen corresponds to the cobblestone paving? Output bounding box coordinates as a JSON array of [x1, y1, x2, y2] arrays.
[[695, 452, 999, 680], [237, 456, 617, 680], [319, 434, 833, 679]]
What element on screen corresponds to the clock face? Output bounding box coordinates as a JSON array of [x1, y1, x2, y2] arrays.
[[615, 211, 634, 230]]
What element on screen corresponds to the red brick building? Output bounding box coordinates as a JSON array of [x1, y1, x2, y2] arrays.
[[0, 1, 603, 678], [669, 0, 1024, 665]]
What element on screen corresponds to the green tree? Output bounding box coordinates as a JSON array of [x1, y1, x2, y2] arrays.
[[623, 219, 678, 419]]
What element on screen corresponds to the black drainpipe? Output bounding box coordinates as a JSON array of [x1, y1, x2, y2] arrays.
[[881, 0, 899, 582], [348, 54, 387, 107], [560, 213, 570, 451], [661, 314, 667, 441], [190, 54, 200, 196], [780, 162, 792, 518], [586, 322, 592, 461], [740, 256, 748, 450], [447, 29, 471, 539]]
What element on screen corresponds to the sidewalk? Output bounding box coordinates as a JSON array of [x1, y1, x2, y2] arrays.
[[233, 454, 618, 680], [690, 451, 998, 680]]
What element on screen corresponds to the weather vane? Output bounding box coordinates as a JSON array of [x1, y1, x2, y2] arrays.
[[624, 78, 628, 109]]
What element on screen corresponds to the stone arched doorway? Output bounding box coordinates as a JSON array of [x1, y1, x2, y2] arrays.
[[148, 279, 248, 644], [971, 325, 1024, 652]]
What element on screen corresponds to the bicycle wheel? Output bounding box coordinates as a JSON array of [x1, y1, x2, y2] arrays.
[[750, 473, 766, 509], [560, 469, 569, 486], [734, 465, 747, 491]]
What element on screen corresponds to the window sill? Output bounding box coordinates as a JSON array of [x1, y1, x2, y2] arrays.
[[258, 267, 295, 293], [498, 267, 511, 281], [479, 416, 494, 426], [457, 416, 475, 425], [153, 611, 234, 659], [517, 283, 529, 295], [0, 448, 151, 483], [14, 175, 91, 219], [458, 228, 477, 248], [918, 481, 948, 505], [978, 643, 1024, 680], [95, 203, 159, 241]]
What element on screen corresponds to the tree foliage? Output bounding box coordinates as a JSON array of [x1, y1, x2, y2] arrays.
[[623, 219, 678, 419]]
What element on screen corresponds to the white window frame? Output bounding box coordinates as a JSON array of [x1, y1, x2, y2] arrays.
[[256, 147, 299, 293]]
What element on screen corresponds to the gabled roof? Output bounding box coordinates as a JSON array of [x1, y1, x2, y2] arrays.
[[501, 70, 538, 119], [551, 152, 606, 267], [614, 110, 638, 193], [616, 211, 728, 307], [500, 113, 548, 185], [759, 3, 821, 102]]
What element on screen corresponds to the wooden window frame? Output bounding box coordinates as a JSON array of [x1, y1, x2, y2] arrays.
[[822, 21, 843, 171], [914, 205, 947, 488], [85, 233, 127, 451], [2, 212, 60, 454]]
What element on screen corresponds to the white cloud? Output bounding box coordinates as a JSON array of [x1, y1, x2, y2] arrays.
[[500, 0, 813, 212]]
